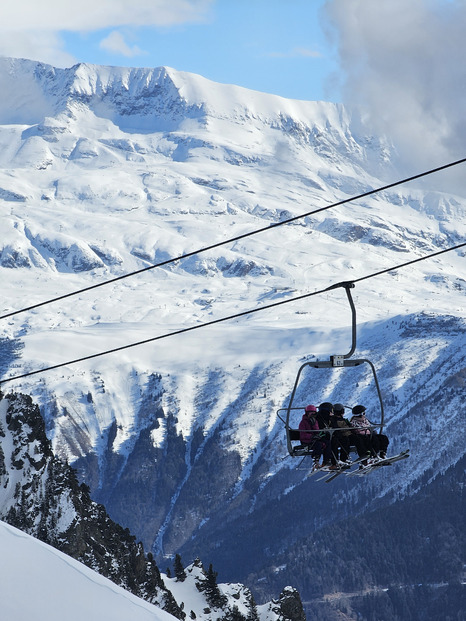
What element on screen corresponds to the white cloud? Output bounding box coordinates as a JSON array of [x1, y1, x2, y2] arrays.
[[99, 31, 145, 58], [293, 47, 322, 58], [267, 47, 322, 59], [0, 0, 214, 31], [0, 0, 213, 70], [323, 0, 466, 180], [0, 31, 76, 67]]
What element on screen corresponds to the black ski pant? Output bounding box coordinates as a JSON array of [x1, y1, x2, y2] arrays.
[[351, 434, 374, 459], [311, 438, 332, 464], [331, 433, 352, 463], [353, 432, 389, 458], [371, 433, 389, 456]]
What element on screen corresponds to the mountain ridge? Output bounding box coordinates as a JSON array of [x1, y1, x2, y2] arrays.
[[0, 56, 352, 134]]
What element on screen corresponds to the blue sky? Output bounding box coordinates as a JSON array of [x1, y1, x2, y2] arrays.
[[0, 0, 338, 102], [78, 0, 337, 101]]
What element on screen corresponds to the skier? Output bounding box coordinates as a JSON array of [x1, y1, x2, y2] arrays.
[[315, 402, 358, 471], [350, 404, 389, 460], [316, 402, 336, 469], [331, 403, 368, 464], [299, 405, 332, 468], [298, 404, 318, 446]]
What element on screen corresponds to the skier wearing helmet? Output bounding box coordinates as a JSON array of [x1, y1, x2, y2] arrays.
[[350, 404, 389, 460], [299, 404, 332, 468], [331, 403, 368, 465]]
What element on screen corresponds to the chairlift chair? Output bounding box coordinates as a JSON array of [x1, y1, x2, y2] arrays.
[[280, 282, 385, 458]]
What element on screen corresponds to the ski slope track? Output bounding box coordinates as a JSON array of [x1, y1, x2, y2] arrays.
[[0, 57, 465, 589]]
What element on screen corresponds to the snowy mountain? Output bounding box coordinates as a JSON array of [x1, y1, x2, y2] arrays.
[[0, 57, 465, 614]]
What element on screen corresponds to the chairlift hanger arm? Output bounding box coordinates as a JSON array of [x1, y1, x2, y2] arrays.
[[324, 281, 357, 359]]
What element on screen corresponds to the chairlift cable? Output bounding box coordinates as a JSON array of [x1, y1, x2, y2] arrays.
[[1, 241, 464, 386], [1, 156, 466, 322]]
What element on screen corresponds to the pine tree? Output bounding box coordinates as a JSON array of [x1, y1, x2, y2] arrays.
[[203, 563, 227, 609], [222, 605, 247, 621], [174, 553, 186, 582]]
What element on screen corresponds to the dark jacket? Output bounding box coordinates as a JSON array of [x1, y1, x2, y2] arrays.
[[316, 410, 331, 429], [332, 413, 353, 437]]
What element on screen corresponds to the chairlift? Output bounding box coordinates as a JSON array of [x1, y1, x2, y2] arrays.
[[279, 281, 385, 459]]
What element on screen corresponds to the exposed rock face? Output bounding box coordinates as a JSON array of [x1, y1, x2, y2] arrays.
[[0, 390, 183, 617], [262, 587, 306, 621]]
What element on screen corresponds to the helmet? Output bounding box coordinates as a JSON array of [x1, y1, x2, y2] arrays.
[[352, 404, 366, 416], [305, 404, 317, 413], [333, 403, 345, 414], [318, 402, 334, 413]]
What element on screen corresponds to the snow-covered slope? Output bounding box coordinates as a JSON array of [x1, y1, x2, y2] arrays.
[[0, 58, 465, 594], [0, 520, 175, 621]]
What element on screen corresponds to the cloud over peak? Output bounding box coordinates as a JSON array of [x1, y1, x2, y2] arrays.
[[99, 31, 145, 58], [324, 0, 466, 179]]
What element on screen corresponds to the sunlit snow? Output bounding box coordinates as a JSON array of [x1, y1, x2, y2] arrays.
[[0, 520, 176, 621]]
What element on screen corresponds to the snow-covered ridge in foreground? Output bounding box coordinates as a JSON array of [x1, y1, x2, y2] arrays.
[[0, 519, 297, 621], [0, 520, 175, 621]]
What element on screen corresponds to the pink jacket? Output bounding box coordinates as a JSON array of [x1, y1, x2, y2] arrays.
[[299, 414, 319, 444]]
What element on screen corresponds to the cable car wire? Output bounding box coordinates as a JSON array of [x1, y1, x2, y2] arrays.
[[1, 240, 464, 386], [1, 156, 466, 322]]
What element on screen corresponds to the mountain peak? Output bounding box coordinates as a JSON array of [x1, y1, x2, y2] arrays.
[[0, 58, 183, 125], [0, 56, 348, 130]]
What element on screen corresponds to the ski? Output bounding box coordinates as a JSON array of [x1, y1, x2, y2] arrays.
[[348, 449, 410, 476], [321, 453, 371, 483], [307, 460, 341, 478], [306, 463, 326, 478], [317, 463, 350, 482]]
